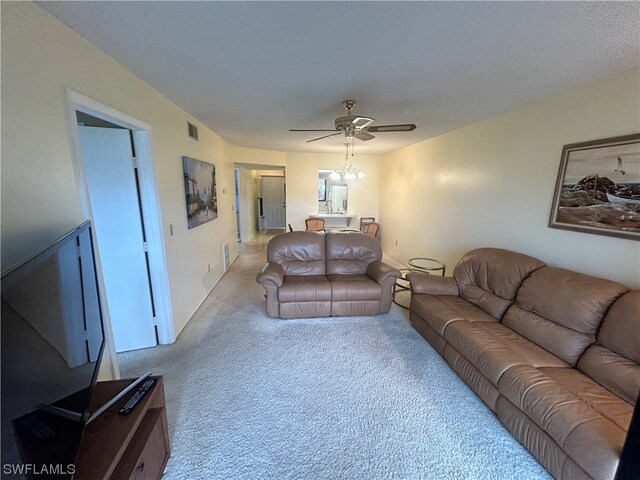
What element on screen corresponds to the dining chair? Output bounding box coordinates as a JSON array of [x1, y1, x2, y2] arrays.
[[305, 217, 325, 232], [364, 222, 380, 239], [360, 217, 375, 232]]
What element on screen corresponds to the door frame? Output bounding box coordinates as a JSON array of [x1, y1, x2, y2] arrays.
[[233, 168, 241, 242], [65, 89, 175, 374]]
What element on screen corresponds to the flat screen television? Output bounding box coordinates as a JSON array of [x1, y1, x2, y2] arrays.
[[1, 221, 105, 478]]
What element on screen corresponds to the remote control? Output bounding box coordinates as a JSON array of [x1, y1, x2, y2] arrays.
[[119, 378, 156, 415]]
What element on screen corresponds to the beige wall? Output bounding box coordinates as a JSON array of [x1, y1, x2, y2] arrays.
[[254, 170, 284, 177], [380, 68, 640, 287], [284, 152, 381, 231], [228, 145, 286, 169], [1, 2, 242, 377]]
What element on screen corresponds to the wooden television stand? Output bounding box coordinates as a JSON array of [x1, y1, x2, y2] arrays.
[[74, 376, 170, 480]]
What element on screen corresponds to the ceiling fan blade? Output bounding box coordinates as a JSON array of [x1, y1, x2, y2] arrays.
[[290, 129, 339, 132], [354, 131, 375, 141], [307, 132, 343, 143], [367, 124, 417, 133]]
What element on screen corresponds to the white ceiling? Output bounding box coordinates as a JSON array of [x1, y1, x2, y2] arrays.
[[40, 1, 640, 155]]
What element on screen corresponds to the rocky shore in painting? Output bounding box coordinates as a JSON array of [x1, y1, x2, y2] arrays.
[[557, 175, 640, 233]]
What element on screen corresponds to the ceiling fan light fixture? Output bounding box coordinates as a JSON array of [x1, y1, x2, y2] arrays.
[[332, 144, 365, 183], [352, 116, 374, 128], [335, 116, 353, 130]]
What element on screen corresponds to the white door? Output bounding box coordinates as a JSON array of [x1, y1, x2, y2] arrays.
[[79, 126, 157, 352], [261, 176, 286, 228]]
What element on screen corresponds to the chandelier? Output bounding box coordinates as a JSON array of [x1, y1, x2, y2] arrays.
[[330, 143, 365, 182]]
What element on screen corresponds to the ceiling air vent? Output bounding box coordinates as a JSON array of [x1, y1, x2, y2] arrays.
[[187, 121, 198, 141]]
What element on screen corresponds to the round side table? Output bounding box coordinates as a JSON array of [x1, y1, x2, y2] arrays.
[[392, 268, 424, 309], [408, 257, 446, 276]]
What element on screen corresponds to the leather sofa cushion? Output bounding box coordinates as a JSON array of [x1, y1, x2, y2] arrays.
[[578, 345, 640, 406], [539, 367, 633, 431], [444, 321, 567, 384], [331, 300, 380, 317], [578, 291, 640, 403], [325, 232, 381, 275], [506, 267, 628, 365], [268, 231, 326, 275], [596, 290, 640, 364], [479, 323, 569, 368], [280, 301, 331, 319], [410, 311, 447, 356], [453, 248, 545, 320], [443, 344, 501, 411], [498, 364, 628, 480], [410, 295, 497, 337], [496, 396, 592, 480], [446, 322, 524, 385], [326, 275, 381, 301], [278, 275, 331, 302], [502, 304, 594, 366]]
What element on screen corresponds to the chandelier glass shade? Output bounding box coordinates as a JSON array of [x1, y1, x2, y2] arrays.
[[331, 144, 365, 182]]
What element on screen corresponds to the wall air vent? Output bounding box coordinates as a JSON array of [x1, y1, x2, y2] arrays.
[[187, 121, 198, 141], [223, 243, 230, 271]]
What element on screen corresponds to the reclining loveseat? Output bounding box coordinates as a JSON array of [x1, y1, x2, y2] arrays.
[[408, 247, 639, 479], [256, 231, 400, 319]]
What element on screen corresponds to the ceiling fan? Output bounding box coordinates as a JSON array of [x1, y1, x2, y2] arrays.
[[289, 100, 417, 143]]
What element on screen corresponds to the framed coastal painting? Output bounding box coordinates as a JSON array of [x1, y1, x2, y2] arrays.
[[548, 134, 640, 240], [182, 156, 218, 229]]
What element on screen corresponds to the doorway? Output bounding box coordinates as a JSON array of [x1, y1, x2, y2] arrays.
[[261, 176, 286, 229], [233, 165, 285, 244], [66, 89, 174, 358]]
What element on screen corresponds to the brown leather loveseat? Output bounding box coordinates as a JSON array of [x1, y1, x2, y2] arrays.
[[408, 247, 639, 480], [257, 231, 400, 319]]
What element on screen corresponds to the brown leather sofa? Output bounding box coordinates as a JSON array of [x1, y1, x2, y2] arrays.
[[408, 247, 639, 480], [256, 231, 400, 319]]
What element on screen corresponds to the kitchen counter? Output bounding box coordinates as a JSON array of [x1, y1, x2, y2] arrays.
[[310, 213, 357, 228]]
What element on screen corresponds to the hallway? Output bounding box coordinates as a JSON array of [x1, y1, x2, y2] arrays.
[[238, 229, 284, 255]]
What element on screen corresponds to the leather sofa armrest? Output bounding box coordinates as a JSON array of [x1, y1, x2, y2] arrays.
[[367, 261, 401, 284], [407, 272, 459, 296], [256, 263, 285, 287]]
